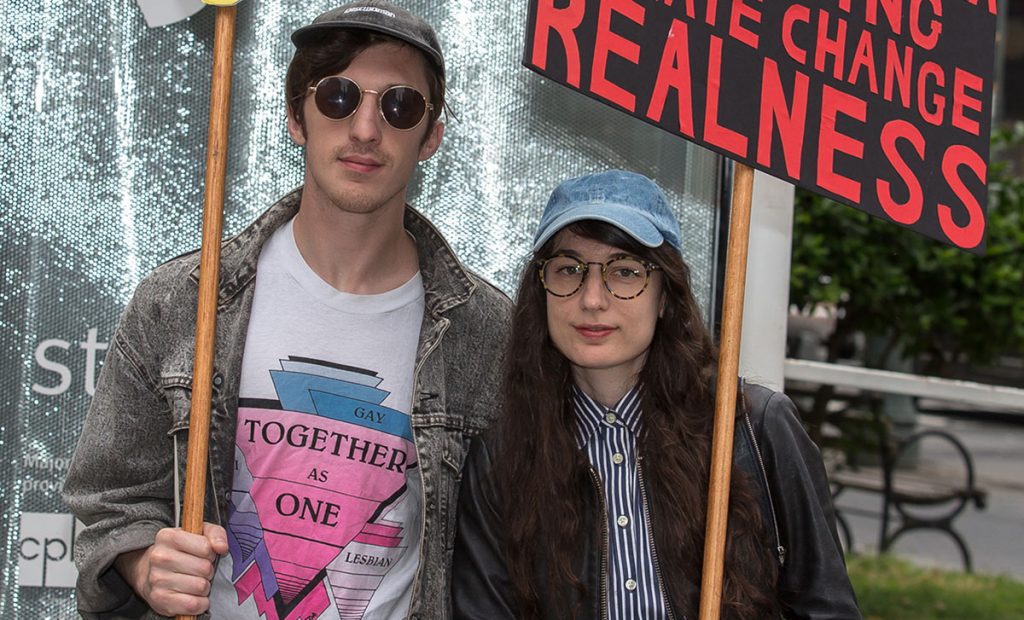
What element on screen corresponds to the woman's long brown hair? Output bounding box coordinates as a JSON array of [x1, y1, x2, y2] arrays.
[[495, 220, 779, 619]]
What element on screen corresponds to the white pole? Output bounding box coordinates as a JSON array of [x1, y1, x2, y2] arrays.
[[739, 171, 795, 391]]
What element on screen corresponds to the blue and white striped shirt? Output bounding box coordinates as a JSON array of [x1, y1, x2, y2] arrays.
[[573, 385, 672, 620]]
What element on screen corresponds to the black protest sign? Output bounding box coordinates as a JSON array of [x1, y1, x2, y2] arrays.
[[523, 0, 998, 252]]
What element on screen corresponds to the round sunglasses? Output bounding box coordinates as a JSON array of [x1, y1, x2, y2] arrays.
[[307, 76, 434, 131]]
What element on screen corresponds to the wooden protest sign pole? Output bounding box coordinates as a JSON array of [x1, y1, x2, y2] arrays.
[[178, 5, 236, 620], [698, 162, 755, 620]]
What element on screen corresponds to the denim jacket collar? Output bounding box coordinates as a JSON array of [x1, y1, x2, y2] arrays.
[[187, 185, 476, 315]]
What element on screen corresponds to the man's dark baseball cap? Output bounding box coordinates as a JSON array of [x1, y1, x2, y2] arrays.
[[291, 1, 445, 80]]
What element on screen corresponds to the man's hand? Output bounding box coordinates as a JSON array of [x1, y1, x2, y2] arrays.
[[115, 522, 229, 617]]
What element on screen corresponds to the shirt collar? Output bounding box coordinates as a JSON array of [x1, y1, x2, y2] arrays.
[[187, 185, 480, 314], [573, 384, 644, 446]]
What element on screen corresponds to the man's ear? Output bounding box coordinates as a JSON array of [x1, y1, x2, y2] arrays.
[[418, 120, 444, 161], [286, 101, 307, 146]]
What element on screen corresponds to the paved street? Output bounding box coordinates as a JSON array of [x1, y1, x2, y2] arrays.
[[833, 412, 1024, 580]]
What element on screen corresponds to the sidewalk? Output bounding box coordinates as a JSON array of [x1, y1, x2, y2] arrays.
[[834, 412, 1024, 580]]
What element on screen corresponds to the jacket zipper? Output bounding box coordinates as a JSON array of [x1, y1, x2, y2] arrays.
[[638, 458, 678, 620], [744, 413, 786, 566], [587, 466, 611, 620]]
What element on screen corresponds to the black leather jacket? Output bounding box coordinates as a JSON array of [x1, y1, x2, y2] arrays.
[[452, 384, 861, 619]]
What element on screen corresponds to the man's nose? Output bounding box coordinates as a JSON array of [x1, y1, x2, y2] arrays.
[[348, 90, 383, 144]]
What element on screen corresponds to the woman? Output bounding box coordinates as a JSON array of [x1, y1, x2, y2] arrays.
[[452, 170, 860, 619]]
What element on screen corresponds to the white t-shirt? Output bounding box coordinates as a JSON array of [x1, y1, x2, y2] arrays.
[[209, 218, 425, 620]]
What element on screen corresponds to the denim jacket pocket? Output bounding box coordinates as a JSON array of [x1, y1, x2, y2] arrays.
[[440, 445, 464, 542], [411, 410, 468, 615], [413, 412, 470, 539], [161, 371, 228, 434], [160, 371, 230, 527], [161, 375, 193, 435], [160, 375, 193, 525]]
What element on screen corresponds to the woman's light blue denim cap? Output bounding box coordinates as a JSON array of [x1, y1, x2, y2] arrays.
[[532, 170, 682, 253]]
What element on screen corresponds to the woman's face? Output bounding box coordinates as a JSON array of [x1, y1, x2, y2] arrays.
[[544, 230, 664, 393]]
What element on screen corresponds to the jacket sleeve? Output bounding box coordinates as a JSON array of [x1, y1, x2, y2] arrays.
[[61, 285, 179, 619], [451, 433, 518, 619], [754, 388, 862, 620]]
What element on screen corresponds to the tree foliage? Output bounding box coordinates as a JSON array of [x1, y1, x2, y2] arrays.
[[790, 125, 1024, 375], [788, 126, 1024, 441]]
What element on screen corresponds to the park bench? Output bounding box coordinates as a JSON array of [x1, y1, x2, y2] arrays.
[[826, 416, 989, 572]]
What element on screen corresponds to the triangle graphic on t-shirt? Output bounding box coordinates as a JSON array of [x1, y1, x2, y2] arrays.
[[226, 357, 417, 618]]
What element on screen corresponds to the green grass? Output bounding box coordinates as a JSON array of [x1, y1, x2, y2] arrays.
[[847, 554, 1024, 619]]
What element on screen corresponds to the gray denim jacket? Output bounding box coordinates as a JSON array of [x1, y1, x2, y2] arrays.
[[62, 187, 512, 619]]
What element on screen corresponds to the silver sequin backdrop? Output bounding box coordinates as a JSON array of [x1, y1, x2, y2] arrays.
[[1, 1, 722, 616]]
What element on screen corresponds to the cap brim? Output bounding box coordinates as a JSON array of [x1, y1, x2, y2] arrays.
[[290, 21, 444, 76], [532, 203, 665, 252]]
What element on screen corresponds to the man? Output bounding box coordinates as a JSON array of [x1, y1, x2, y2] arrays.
[[62, 2, 511, 618]]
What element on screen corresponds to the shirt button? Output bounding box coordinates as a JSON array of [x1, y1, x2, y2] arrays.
[[617, 515, 629, 528], [612, 452, 624, 465], [625, 579, 637, 591], [605, 412, 617, 424]]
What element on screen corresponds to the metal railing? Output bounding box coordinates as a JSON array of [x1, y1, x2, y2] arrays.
[[784, 359, 1024, 415]]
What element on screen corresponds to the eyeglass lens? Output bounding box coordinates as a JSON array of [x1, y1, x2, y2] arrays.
[[541, 256, 651, 298], [312, 76, 429, 130]]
